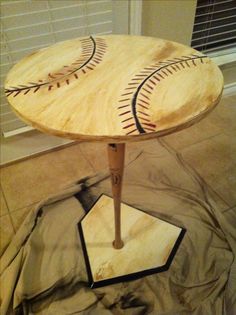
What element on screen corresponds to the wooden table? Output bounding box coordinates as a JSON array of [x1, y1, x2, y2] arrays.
[[5, 35, 223, 288]]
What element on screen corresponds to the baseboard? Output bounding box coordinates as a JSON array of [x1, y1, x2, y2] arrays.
[[223, 82, 236, 97]]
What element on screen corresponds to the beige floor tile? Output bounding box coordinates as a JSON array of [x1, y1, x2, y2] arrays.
[[80, 142, 108, 172], [208, 95, 236, 131], [163, 118, 220, 151], [182, 133, 236, 207], [128, 138, 167, 156], [0, 214, 15, 256], [80, 139, 167, 172], [1, 128, 73, 166], [0, 143, 93, 212], [163, 96, 235, 150], [0, 187, 8, 216]]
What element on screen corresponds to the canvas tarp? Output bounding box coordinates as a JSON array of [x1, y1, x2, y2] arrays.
[[1, 139, 235, 315]]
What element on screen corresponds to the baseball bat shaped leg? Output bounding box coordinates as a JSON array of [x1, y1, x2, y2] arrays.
[[107, 143, 125, 249]]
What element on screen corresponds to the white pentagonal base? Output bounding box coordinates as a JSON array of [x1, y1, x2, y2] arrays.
[[78, 194, 185, 288]]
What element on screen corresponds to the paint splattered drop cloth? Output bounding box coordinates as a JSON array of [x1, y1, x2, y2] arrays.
[[1, 140, 235, 315]]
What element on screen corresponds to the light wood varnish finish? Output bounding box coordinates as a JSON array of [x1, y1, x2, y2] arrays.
[[80, 195, 183, 286], [5, 35, 223, 143], [4, 35, 221, 284], [107, 143, 125, 249]]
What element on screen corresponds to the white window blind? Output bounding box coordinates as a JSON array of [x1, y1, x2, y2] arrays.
[[0, 0, 121, 135], [191, 0, 236, 52]]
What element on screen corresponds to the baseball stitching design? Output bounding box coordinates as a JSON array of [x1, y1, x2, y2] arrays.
[[118, 54, 208, 135], [5, 36, 107, 97]]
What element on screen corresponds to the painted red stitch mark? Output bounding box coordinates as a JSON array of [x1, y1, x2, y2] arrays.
[[157, 73, 165, 79], [162, 69, 168, 76], [171, 65, 177, 72], [122, 117, 133, 123], [86, 66, 94, 70], [143, 123, 156, 128], [135, 74, 148, 78], [185, 61, 190, 67], [138, 103, 148, 109], [139, 117, 150, 123], [149, 79, 156, 85], [153, 75, 160, 81], [127, 129, 138, 135], [48, 73, 56, 79], [13, 91, 21, 97], [123, 123, 135, 129], [138, 111, 150, 117], [34, 86, 40, 93], [5, 36, 107, 97], [119, 98, 130, 102], [142, 87, 152, 94], [146, 83, 154, 90], [119, 111, 131, 116], [117, 54, 208, 135], [121, 92, 133, 96], [131, 78, 143, 81], [140, 70, 152, 73], [138, 99, 149, 105], [124, 87, 137, 90], [118, 105, 130, 109], [128, 82, 139, 86], [140, 93, 150, 100]]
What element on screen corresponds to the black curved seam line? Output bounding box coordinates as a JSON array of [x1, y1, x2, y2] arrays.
[[5, 36, 97, 95], [132, 55, 208, 134]]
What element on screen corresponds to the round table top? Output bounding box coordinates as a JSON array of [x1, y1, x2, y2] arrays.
[[5, 35, 223, 143]]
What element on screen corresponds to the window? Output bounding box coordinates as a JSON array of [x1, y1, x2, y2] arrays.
[[0, 0, 128, 136], [191, 0, 236, 53]]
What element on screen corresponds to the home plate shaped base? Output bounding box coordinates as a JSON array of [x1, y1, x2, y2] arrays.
[[78, 194, 185, 288]]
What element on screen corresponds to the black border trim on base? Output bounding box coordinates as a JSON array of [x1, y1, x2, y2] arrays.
[[77, 194, 186, 288]]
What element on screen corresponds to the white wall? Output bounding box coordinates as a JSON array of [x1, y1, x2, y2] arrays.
[[142, 0, 197, 45], [141, 0, 236, 88]]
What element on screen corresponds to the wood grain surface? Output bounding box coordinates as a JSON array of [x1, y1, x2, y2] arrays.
[[5, 35, 224, 142], [81, 195, 183, 283]]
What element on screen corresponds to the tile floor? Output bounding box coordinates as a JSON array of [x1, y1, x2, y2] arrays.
[[0, 95, 235, 256]]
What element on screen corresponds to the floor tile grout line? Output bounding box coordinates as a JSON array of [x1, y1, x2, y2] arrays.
[[78, 144, 99, 173], [0, 143, 95, 217], [0, 141, 77, 169], [164, 131, 222, 152]]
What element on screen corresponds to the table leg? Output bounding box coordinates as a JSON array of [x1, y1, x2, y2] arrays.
[[79, 143, 185, 287], [107, 143, 125, 249]]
